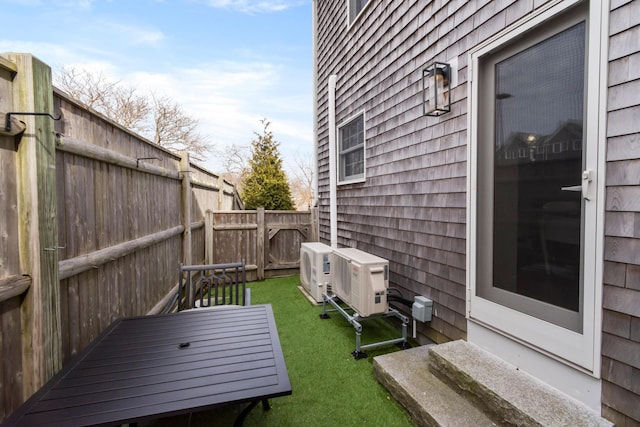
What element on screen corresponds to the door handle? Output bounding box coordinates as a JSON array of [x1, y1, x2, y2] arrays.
[[582, 169, 593, 201], [560, 170, 593, 200]]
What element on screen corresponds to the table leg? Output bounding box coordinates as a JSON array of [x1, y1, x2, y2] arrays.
[[234, 399, 271, 426]]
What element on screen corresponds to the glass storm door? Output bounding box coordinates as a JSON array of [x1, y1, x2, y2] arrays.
[[470, 2, 601, 371]]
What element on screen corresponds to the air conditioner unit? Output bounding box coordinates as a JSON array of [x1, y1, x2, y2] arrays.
[[300, 242, 332, 302], [331, 247, 388, 317]]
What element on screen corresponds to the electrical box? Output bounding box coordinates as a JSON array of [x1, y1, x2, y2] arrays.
[[412, 296, 433, 322]]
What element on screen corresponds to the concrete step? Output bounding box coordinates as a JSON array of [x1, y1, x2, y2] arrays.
[[373, 345, 498, 427], [373, 341, 613, 427], [428, 341, 613, 427]]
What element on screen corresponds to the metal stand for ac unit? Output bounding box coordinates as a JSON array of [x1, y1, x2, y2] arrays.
[[320, 292, 410, 360]]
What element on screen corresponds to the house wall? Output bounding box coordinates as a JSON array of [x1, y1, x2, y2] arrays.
[[316, 0, 554, 344], [316, 0, 472, 344], [315, 0, 639, 423], [600, 0, 640, 424]]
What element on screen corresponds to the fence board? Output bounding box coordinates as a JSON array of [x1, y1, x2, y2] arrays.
[[265, 211, 311, 274], [9, 53, 62, 402], [0, 56, 242, 421], [0, 64, 22, 416], [0, 145, 19, 279], [257, 209, 265, 280], [206, 208, 318, 280], [1, 298, 23, 418]]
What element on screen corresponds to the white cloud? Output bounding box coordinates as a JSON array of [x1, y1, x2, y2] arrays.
[[68, 0, 95, 8], [101, 22, 166, 46], [120, 58, 311, 171], [1, 13, 312, 173], [0, 40, 123, 78], [11, 0, 98, 8], [199, 0, 305, 13], [0, 41, 77, 68], [3, 0, 43, 5]]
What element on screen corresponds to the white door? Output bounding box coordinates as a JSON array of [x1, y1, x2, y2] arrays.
[[467, 0, 606, 377]]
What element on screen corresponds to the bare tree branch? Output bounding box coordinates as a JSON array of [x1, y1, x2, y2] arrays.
[[151, 94, 210, 162], [54, 67, 212, 162], [215, 143, 251, 191], [56, 66, 120, 110], [289, 153, 314, 210]]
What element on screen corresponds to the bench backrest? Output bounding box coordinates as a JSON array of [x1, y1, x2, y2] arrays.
[[178, 261, 247, 311]]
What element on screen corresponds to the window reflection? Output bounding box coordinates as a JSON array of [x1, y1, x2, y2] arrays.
[[491, 22, 585, 312]]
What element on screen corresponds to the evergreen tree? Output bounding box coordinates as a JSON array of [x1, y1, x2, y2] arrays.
[[241, 119, 295, 210]]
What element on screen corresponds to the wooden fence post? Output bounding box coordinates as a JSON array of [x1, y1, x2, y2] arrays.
[[257, 208, 265, 280], [180, 153, 192, 267], [205, 210, 213, 264], [8, 53, 62, 398], [217, 176, 224, 209]]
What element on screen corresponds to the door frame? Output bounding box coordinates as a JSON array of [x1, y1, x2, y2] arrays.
[[465, 0, 608, 407]]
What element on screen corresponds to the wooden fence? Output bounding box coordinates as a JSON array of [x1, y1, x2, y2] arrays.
[[0, 53, 245, 420], [206, 208, 318, 281]]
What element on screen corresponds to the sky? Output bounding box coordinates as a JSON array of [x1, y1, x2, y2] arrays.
[[0, 0, 314, 174]]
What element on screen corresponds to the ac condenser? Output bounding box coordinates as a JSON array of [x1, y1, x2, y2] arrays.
[[300, 242, 332, 302], [331, 247, 388, 317]]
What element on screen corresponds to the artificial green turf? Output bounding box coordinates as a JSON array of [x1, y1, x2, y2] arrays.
[[142, 275, 416, 427]]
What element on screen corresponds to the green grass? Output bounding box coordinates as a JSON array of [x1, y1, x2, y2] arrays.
[[142, 275, 416, 427]]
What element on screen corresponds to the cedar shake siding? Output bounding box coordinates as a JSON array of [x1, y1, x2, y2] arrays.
[[316, 0, 475, 344], [315, 0, 640, 424], [600, 0, 640, 424]]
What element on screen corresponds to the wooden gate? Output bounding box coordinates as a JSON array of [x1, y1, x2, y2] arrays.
[[206, 208, 318, 280]]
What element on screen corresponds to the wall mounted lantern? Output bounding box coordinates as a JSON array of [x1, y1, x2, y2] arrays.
[[423, 62, 451, 116]]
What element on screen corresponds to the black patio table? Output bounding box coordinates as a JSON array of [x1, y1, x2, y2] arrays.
[[3, 304, 291, 427]]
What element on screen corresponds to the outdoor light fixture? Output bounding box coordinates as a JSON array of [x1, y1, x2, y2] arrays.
[[423, 62, 451, 116]]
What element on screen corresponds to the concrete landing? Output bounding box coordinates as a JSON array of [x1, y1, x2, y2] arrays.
[[373, 341, 613, 427], [373, 345, 497, 427]]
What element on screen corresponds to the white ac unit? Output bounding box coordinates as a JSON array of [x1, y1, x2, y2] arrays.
[[331, 247, 388, 317], [300, 242, 332, 302]]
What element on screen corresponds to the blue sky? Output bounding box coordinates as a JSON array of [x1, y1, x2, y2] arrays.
[[0, 0, 313, 173]]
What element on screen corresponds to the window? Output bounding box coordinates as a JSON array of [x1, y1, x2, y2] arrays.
[[338, 113, 365, 184], [349, 0, 369, 24]]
